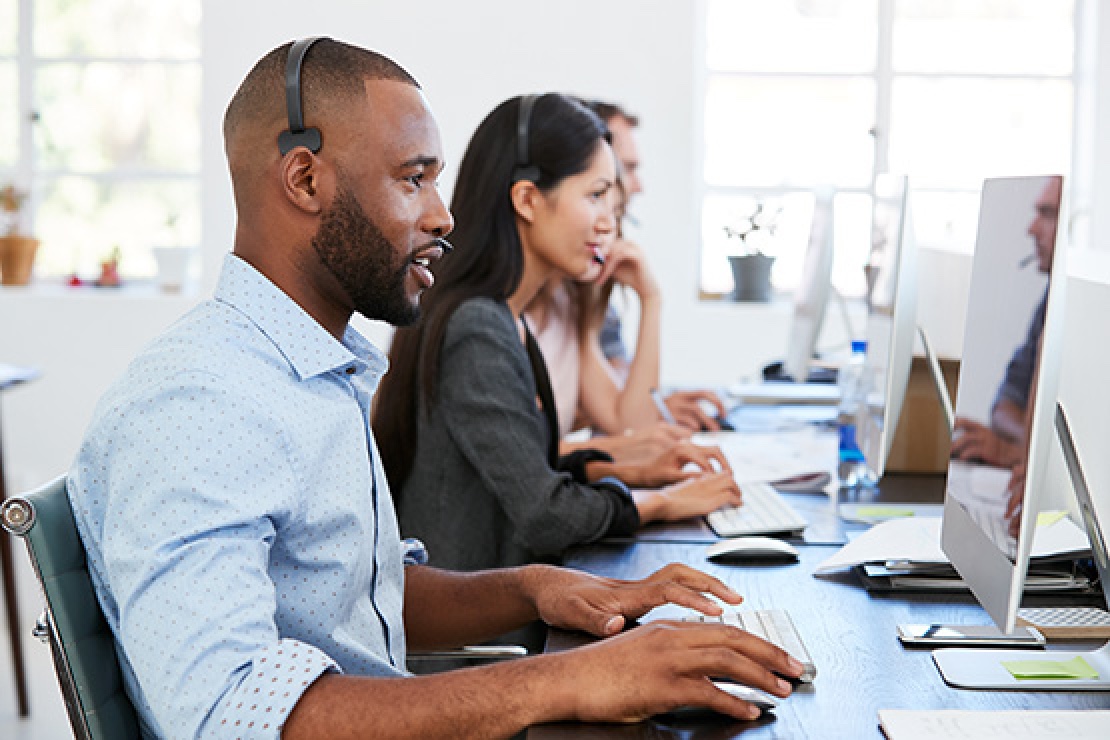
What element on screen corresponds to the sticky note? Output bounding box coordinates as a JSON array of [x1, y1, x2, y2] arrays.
[[1037, 510, 1068, 527], [854, 507, 915, 519], [1002, 655, 1099, 681]]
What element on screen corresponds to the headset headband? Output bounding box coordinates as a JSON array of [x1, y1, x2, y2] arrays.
[[278, 36, 327, 155], [512, 94, 541, 184]]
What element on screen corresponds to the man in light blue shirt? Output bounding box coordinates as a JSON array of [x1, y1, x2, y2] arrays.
[[69, 38, 802, 738]]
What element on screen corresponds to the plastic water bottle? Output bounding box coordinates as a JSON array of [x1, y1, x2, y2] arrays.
[[837, 340, 869, 487]]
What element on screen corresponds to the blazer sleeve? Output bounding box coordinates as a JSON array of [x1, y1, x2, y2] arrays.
[[436, 299, 638, 556]]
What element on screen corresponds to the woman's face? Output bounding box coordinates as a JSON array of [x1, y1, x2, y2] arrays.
[[525, 141, 618, 282]]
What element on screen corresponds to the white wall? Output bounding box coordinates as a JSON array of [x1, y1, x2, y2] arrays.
[[2, 0, 1110, 492]]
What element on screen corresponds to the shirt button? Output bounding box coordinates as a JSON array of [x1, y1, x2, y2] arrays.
[[345, 367, 356, 375]]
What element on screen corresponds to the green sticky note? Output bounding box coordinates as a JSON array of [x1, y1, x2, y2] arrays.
[[1002, 655, 1099, 681], [854, 507, 915, 519], [1037, 510, 1067, 527]]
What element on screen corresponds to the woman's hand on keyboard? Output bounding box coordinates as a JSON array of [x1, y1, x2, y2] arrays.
[[633, 471, 742, 523], [524, 562, 741, 637], [594, 440, 731, 488], [542, 620, 803, 724]]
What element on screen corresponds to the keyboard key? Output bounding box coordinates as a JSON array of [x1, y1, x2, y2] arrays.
[[680, 607, 816, 682]]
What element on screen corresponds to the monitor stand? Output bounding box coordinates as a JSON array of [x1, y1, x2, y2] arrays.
[[933, 642, 1110, 690], [916, 325, 954, 436]]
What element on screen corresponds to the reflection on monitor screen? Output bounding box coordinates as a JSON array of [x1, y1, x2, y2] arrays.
[[859, 175, 916, 480], [941, 175, 1066, 633], [782, 189, 835, 384]]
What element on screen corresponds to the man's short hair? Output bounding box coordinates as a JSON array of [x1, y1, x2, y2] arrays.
[[223, 38, 419, 149], [580, 99, 639, 129]]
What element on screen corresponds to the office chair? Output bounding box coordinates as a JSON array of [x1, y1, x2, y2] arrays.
[[0, 476, 141, 740]]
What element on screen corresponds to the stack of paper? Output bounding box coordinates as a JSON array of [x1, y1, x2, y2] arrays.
[[694, 425, 836, 491], [814, 516, 1092, 591]]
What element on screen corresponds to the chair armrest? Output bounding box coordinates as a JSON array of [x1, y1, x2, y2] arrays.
[[407, 645, 528, 661]]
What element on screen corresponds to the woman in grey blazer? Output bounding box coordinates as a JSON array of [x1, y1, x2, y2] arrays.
[[374, 94, 740, 575]]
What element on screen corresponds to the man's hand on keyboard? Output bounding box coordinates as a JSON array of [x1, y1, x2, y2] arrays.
[[525, 563, 742, 637], [545, 620, 803, 723]]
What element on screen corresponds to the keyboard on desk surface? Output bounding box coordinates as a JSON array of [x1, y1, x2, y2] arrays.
[[680, 608, 817, 683], [707, 481, 808, 537]]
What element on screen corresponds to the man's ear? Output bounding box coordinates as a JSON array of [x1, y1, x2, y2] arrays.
[[510, 180, 540, 224], [280, 148, 326, 215]]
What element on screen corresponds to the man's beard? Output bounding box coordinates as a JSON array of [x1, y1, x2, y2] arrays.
[[312, 185, 422, 327]]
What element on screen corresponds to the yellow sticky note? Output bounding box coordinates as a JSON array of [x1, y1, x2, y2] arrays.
[[1037, 510, 1067, 528], [855, 507, 915, 519], [1002, 655, 1099, 681]]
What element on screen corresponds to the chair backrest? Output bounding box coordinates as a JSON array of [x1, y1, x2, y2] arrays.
[[1, 476, 141, 740]]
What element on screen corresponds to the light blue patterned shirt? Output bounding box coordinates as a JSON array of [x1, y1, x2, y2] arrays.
[[69, 254, 409, 739]]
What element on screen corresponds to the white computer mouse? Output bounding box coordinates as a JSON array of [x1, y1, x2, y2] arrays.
[[660, 681, 777, 720], [706, 536, 800, 563], [712, 681, 778, 711]]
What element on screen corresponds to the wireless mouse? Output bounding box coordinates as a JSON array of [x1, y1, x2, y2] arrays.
[[658, 681, 778, 721], [706, 536, 800, 563]]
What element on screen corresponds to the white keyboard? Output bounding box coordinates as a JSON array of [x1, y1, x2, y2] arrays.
[[681, 607, 817, 682], [707, 481, 808, 537], [1017, 607, 1110, 638]]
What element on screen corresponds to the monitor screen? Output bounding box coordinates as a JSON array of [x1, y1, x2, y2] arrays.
[[781, 189, 835, 384], [940, 175, 1067, 633], [859, 175, 917, 480]]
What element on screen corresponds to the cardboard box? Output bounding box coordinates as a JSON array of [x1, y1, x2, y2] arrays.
[[885, 356, 959, 474]]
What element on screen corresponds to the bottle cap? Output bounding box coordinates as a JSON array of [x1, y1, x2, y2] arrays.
[[851, 340, 867, 354]]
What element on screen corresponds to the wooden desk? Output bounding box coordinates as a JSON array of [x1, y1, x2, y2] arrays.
[[529, 536, 1109, 738]]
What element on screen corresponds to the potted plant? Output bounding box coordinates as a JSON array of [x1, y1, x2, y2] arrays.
[[0, 184, 39, 286], [724, 201, 780, 302]]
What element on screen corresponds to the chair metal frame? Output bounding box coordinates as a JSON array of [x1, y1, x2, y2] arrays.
[[1, 476, 141, 740]]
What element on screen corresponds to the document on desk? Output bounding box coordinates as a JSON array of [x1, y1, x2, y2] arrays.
[[813, 516, 1091, 575], [878, 709, 1110, 740], [694, 426, 836, 492]]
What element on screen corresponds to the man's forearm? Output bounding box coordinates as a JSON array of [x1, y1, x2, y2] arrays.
[[991, 397, 1027, 443], [283, 655, 572, 740], [403, 565, 542, 650]]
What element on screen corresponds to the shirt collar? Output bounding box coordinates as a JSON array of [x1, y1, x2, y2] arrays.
[[213, 254, 389, 382]]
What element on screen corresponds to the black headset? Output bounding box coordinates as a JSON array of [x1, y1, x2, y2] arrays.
[[511, 94, 542, 184], [278, 37, 328, 155]]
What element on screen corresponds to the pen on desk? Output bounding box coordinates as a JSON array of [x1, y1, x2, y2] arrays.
[[651, 389, 677, 425]]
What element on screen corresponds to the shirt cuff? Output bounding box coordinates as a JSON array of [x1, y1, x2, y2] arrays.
[[556, 448, 614, 484], [208, 639, 338, 738], [594, 476, 641, 537]]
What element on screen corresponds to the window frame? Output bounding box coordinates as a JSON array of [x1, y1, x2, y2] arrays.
[[1, 0, 202, 280], [695, 0, 1089, 299]]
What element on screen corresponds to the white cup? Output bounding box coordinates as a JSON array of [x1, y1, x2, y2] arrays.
[[152, 247, 193, 292]]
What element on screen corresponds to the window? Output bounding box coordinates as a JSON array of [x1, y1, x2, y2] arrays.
[[699, 0, 1080, 297], [1, 0, 201, 280]]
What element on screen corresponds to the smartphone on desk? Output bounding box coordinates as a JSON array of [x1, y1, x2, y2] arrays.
[[897, 624, 1046, 648]]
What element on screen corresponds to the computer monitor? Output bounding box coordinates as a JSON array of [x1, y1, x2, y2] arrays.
[[934, 210, 1110, 689], [858, 175, 917, 480], [939, 175, 1066, 635], [781, 189, 835, 385]]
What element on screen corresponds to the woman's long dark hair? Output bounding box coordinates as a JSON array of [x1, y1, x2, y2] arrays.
[[373, 93, 609, 495]]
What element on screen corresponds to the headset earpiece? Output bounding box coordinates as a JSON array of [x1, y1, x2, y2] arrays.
[[278, 37, 327, 155], [511, 94, 542, 184]]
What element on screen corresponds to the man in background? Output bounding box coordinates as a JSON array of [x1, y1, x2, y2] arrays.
[[950, 175, 1062, 468], [586, 100, 730, 431]]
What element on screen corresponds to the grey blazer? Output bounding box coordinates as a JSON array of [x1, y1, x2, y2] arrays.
[[397, 297, 637, 572]]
